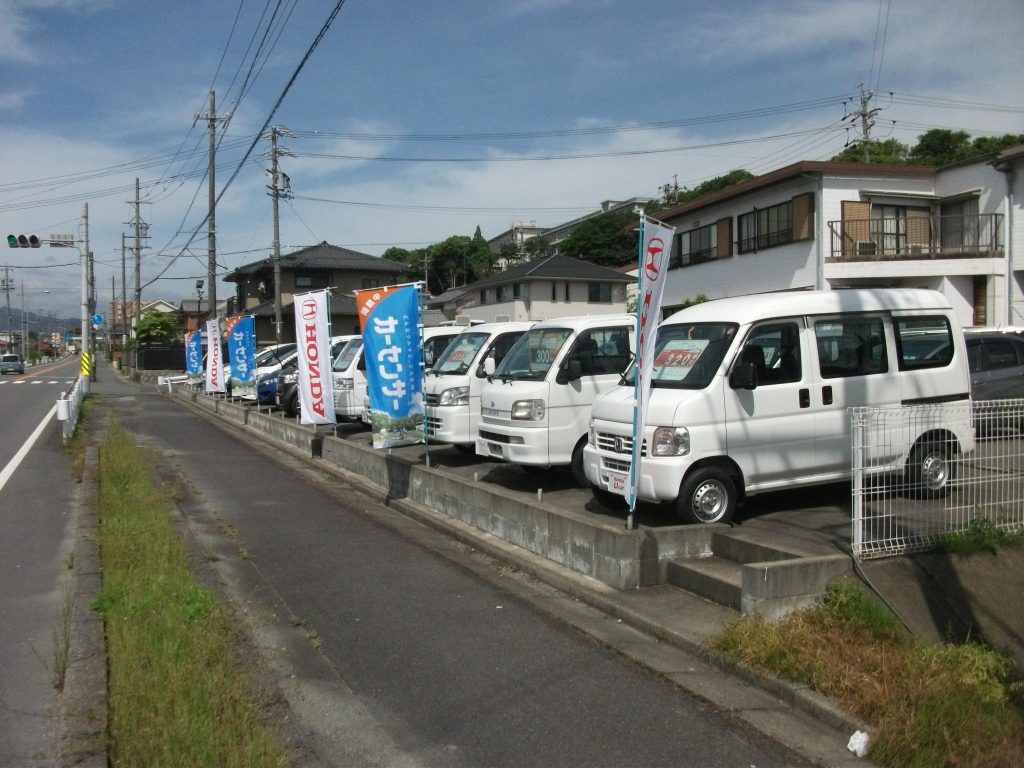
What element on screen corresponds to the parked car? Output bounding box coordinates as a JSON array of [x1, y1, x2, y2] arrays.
[[583, 289, 974, 523], [0, 353, 25, 375], [277, 336, 356, 417], [963, 329, 1024, 401]]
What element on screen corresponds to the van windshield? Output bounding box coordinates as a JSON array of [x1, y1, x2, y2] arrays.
[[256, 344, 296, 366], [625, 322, 738, 389], [493, 328, 572, 381], [431, 332, 488, 375], [332, 338, 363, 372]]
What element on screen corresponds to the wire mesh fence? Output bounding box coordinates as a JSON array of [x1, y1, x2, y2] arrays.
[[851, 400, 1024, 559]]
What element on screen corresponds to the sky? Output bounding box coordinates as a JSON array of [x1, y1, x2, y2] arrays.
[[1, 0, 1022, 324]]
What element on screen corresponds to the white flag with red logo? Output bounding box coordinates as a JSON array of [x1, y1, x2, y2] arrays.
[[294, 289, 337, 425], [204, 318, 226, 393], [626, 216, 674, 510]]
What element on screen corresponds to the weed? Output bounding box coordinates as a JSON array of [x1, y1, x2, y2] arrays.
[[712, 580, 1024, 767], [936, 517, 1024, 556]]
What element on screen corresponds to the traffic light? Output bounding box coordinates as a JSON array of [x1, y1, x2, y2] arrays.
[[6, 234, 41, 248]]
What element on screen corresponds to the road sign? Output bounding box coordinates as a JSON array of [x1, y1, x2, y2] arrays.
[[92, 314, 103, 327]]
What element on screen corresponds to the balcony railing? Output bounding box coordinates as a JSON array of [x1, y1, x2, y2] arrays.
[[828, 214, 1003, 262]]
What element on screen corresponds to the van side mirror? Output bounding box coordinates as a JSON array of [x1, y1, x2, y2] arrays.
[[557, 358, 583, 384], [483, 357, 496, 376], [730, 361, 757, 390], [476, 354, 494, 378]]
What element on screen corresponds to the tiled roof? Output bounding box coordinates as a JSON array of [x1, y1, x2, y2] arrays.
[[225, 242, 408, 281], [468, 254, 633, 291]]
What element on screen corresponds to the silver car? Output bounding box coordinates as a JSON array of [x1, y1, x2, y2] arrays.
[[0, 353, 24, 375]]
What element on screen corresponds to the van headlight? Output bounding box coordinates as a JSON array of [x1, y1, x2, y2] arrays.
[[439, 386, 469, 406], [588, 420, 596, 446], [511, 399, 545, 420], [652, 426, 689, 456]]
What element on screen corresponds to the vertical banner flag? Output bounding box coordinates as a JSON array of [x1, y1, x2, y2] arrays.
[[204, 318, 226, 393], [294, 289, 337, 426], [626, 215, 675, 511], [224, 315, 257, 399], [356, 285, 424, 449], [185, 329, 203, 384]]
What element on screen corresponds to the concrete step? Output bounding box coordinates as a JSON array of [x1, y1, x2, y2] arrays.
[[666, 555, 742, 611], [711, 529, 822, 565]]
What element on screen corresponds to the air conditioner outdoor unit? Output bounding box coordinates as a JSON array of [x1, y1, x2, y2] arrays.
[[494, 314, 512, 323], [855, 240, 877, 257], [454, 315, 472, 326]]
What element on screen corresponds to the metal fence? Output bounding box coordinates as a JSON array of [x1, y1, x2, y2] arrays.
[[851, 400, 1024, 559], [57, 375, 89, 442]]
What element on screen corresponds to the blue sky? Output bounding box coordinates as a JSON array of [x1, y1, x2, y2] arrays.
[[1, 0, 1022, 320]]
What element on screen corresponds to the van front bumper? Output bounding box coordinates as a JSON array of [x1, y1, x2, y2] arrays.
[[475, 421, 550, 465], [582, 444, 689, 502]]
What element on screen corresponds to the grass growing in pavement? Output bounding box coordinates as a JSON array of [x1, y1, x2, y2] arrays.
[[711, 580, 1024, 768], [93, 419, 287, 768], [936, 516, 1024, 556]]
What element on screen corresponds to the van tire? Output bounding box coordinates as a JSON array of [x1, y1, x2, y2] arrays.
[[676, 468, 736, 524], [570, 440, 589, 488], [904, 439, 955, 499]]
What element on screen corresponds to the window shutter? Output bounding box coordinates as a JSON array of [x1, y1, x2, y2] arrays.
[[792, 193, 814, 241], [716, 217, 732, 258]]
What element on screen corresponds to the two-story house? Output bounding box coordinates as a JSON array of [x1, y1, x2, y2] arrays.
[[224, 242, 409, 343], [429, 253, 633, 323], [655, 147, 1023, 328]]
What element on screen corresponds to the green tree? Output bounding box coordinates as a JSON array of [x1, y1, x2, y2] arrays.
[[831, 138, 910, 164], [909, 129, 973, 166], [556, 209, 637, 267], [523, 235, 550, 260], [134, 310, 180, 343], [651, 169, 756, 210]]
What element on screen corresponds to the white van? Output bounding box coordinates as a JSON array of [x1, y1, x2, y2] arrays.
[[341, 325, 464, 424], [424, 321, 535, 449], [583, 289, 974, 524], [476, 315, 636, 485]]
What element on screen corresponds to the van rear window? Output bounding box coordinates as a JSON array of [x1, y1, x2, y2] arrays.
[[895, 316, 954, 371]]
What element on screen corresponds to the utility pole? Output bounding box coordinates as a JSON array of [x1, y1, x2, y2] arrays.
[[84, 202, 98, 381], [1, 265, 11, 351], [265, 126, 293, 344], [127, 177, 150, 341], [845, 84, 880, 163], [121, 233, 127, 354], [200, 91, 228, 322]]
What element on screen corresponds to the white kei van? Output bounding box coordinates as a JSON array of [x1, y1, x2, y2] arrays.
[[349, 325, 464, 424], [424, 321, 535, 449], [477, 315, 636, 485], [583, 289, 974, 524]]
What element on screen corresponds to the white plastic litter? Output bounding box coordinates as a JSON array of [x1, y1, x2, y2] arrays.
[[847, 730, 870, 758]]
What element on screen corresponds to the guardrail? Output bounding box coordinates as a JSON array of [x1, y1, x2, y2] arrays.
[[56, 375, 89, 442]]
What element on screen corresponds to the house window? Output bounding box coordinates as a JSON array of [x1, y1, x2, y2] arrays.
[[738, 201, 793, 253], [362, 278, 380, 289], [497, 285, 513, 302], [513, 283, 524, 300], [673, 224, 717, 267], [588, 283, 612, 303], [295, 272, 329, 290], [479, 290, 489, 306]]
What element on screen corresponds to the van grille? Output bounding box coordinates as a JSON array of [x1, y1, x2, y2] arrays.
[[424, 393, 440, 406], [596, 432, 647, 457]]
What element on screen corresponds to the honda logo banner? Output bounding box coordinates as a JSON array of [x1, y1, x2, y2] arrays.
[[626, 215, 675, 511], [355, 285, 424, 449], [224, 315, 257, 399], [294, 289, 336, 425], [185, 329, 203, 385], [204, 318, 226, 394]]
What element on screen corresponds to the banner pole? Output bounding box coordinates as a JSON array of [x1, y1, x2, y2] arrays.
[[418, 282, 430, 467], [626, 213, 644, 530]]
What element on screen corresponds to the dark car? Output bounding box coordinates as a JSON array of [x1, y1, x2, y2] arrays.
[[964, 329, 1024, 401], [275, 358, 301, 416]]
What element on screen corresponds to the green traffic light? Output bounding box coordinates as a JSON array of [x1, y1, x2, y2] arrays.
[[6, 234, 17, 248]]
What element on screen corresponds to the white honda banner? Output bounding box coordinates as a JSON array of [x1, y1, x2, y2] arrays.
[[627, 215, 674, 510], [204, 318, 226, 393], [294, 289, 337, 425]]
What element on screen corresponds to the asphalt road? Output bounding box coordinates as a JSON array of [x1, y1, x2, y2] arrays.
[[98, 374, 811, 767], [0, 356, 82, 768]]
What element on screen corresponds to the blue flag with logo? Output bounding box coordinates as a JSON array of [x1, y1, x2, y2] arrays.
[[185, 329, 203, 384], [225, 315, 257, 398], [357, 285, 424, 449]]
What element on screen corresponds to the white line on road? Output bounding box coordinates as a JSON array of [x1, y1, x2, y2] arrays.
[[0, 404, 57, 494]]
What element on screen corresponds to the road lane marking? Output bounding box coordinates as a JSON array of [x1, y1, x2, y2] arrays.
[[0, 403, 57, 494]]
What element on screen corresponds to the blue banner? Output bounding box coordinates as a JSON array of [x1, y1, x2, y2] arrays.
[[185, 329, 203, 383], [226, 315, 257, 398], [358, 285, 424, 448]]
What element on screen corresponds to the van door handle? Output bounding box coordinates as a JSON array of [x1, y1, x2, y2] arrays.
[[799, 388, 810, 408], [822, 385, 833, 405]]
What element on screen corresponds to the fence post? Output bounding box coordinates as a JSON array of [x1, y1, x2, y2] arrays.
[[851, 407, 867, 559]]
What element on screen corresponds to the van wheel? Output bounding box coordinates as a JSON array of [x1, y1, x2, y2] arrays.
[[569, 440, 589, 488], [904, 439, 955, 499], [285, 391, 300, 418], [676, 468, 736, 524]]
